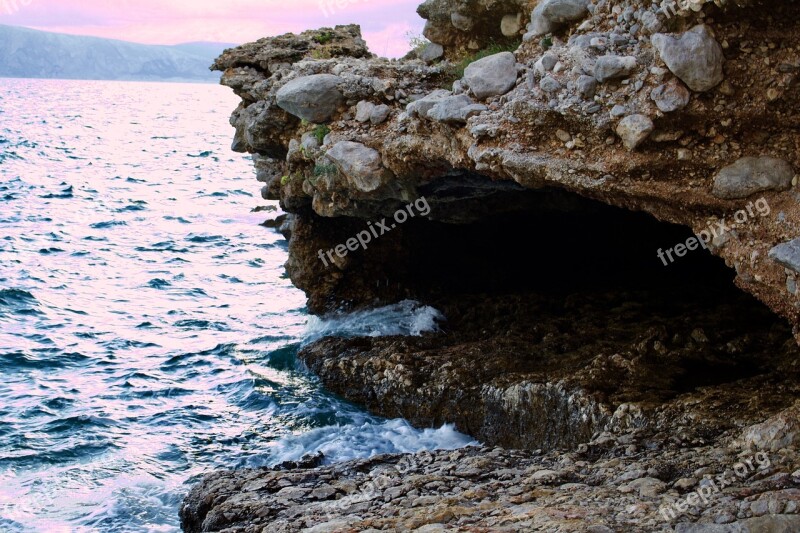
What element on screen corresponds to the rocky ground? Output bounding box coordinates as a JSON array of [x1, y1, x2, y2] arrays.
[[184, 0, 800, 530], [182, 404, 800, 532]]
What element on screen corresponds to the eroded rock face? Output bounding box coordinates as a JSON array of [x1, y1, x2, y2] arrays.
[[211, 0, 800, 336], [182, 382, 800, 532], [740, 402, 800, 452]]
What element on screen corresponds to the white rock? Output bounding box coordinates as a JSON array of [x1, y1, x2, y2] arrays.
[[464, 52, 518, 100], [651, 24, 724, 92], [616, 114, 654, 151]]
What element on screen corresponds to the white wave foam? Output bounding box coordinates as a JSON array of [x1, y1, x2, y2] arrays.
[[245, 419, 477, 468], [304, 300, 444, 343]]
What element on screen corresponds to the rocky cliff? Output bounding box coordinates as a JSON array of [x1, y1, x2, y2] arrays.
[[182, 0, 800, 531]]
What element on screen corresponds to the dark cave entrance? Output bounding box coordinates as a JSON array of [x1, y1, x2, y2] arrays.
[[389, 179, 797, 401], [406, 182, 734, 299], [299, 177, 800, 450]]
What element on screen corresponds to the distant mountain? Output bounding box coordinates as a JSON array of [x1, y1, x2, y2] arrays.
[[0, 25, 237, 82]]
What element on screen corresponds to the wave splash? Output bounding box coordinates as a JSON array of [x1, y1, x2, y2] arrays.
[[304, 300, 444, 342]]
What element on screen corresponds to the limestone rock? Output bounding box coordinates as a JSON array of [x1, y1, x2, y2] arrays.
[[325, 141, 387, 192], [276, 74, 344, 123], [211, 24, 371, 72], [528, 0, 590, 38], [426, 95, 487, 125], [712, 156, 794, 199], [370, 104, 391, 125], [501, 13, 523, 37], [407, 89, 452, 118], [593, 55, 638, 83], [741, 401, 800, 451], [540, 75, 562, 93], [769, 239, 800, 274], [651, 79, 691, 112], [616, 114, 654, 151], [651, 25, 725, 92], [576, 75, 597, 99], [463, 52, 518, 100], [420, 42, 444, 63], [451, 12, 474, 31], [355, 100, 376, 123]]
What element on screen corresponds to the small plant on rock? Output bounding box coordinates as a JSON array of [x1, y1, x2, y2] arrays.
[[313, 31, 334, 45], [312, 124, 330, 145], [313, 163, 338, 177]]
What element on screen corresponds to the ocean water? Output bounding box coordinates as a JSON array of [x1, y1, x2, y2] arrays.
[[0, 79, 474, 532]]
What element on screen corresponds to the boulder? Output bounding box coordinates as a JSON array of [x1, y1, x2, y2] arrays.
[[576, 75, 597, 99], [651, 25, 724, 92], [540, 76, 562, 93], [463, 52, 518, 100], [711, 156, 794, 199], [420, 42, 444, 63], [528, 0, 590, 38], [501, 14, 523, 37], [276, 74, 344, 123], [325, 141, 387, 193]]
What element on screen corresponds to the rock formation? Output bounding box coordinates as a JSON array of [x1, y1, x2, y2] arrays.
[[183, 0, 800, 530]]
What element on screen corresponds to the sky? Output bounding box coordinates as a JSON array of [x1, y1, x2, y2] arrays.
[[0, 0, 425, 57]]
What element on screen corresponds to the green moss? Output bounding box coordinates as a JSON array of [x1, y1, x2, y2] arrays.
[[313, 163, 338, 177], [280, 175, 290, 186], [313, 31, 334, 44], [311, 49, 332, 60], [312, 124, 330, 145], [541, 35, 553, 51]]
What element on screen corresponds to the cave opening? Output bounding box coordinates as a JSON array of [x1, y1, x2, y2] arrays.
[[386, 180, 798, 413], [299, 179, 800, 450], [407, 184, 734, 299]]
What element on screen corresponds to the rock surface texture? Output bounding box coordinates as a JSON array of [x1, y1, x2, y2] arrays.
[[185, 0, 800, 530]]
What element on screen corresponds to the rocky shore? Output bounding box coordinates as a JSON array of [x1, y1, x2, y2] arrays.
[[182, 0, 800, 530]]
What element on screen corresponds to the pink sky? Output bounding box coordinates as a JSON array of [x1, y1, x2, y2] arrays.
[[0, 0, 424, 57]]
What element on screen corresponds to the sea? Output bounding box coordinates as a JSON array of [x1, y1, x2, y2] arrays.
[[0, 78, 474, 532]]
